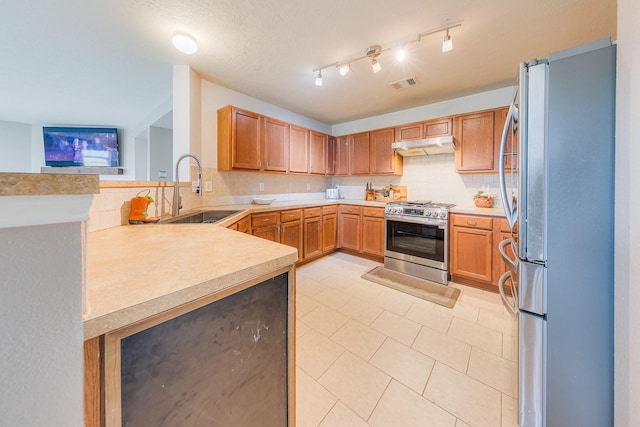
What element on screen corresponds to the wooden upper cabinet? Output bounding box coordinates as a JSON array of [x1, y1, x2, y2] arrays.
[[289, 125, 309, 173], [263, 117, 289, 172], [454, 110, 496, 173], [349, 132, 370, 174], [218, 106, 262, 171], [326, 136, 336, 175], [309, 131, 327, 175], [395, 117, 452, 141], [370, 128, 402, 175], [335, 136, 350, 175], [425, 118, 453, 138], [395, 122, 424, 141], [494, 106, 519, 171]]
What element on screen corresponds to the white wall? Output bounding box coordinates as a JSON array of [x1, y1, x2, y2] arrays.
[[149, 126, 173, 181], [331, 86, 515, 135], [0, 120, 32, 172], [615, 0, 640, 424], [0, 222, 84, 426]]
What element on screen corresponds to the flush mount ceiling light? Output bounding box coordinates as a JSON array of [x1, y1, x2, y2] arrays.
[[172, 34, 198, 54], [311, 21, 461, 86]]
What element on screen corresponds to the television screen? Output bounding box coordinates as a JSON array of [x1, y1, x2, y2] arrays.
[[43, 126, 119, 167]]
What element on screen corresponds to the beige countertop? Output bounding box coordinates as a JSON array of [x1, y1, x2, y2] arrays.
[[450, 206, 506, 217], [174, 198, 387, 227], [0, 172, 99, 196], [83, 224, 297, 339]]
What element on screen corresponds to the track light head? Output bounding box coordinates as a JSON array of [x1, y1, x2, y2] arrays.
[[442, 30, 453, 52], [338, 64, 351, 76], [396, 49, 406, 62], [315, 70, 323, 86], [371, 59, 382, 73]]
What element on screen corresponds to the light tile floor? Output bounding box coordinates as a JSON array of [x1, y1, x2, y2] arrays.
[[295, 252, 518, 427]]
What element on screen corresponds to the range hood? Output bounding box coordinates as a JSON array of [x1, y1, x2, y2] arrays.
[[391, 135, 456, 156]]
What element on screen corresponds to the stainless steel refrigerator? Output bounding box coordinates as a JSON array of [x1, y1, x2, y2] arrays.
[[498, 39, 615, 427]]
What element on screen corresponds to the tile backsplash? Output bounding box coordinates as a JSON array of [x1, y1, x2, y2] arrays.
[[89, 158, 501, 232], [332, 154, 502, 208]]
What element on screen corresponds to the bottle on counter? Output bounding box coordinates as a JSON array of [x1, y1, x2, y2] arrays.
[[388, 185, 394, 200]]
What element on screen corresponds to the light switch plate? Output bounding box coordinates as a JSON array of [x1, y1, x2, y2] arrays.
[[259, 182, 264, 191], [205, 181, 212, 192]]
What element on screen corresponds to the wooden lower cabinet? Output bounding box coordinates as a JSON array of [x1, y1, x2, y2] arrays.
[[252, 211, 280, 242], [228, 215, 251, 233], [280, 209, 303, 262], [338, 205, 361, 251], [338, 205, 385, 258], [450, 213, 519, 291], [303, 215, 322, 259], [361, 207, 385, 257], [321, 206, 337, 252], [302, 205, 337, 261], [451, 224, 494, 283]]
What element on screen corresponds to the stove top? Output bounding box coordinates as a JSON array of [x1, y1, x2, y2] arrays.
[[385, 200, 456, 220]]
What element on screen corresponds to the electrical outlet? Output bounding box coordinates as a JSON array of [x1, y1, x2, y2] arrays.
[[205, 181, 212, 192], [192, 181, 198, 193], [259, 182, 264, 191], [157, 170, 167, 179], [306, 183, 311, 191]]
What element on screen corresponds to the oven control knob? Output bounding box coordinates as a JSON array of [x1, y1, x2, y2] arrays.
[[438, 210, 447, 218]]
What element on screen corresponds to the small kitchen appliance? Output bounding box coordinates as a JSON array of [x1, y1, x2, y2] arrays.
[[325, 188, 339, 199], [384, 201, 454, 285]]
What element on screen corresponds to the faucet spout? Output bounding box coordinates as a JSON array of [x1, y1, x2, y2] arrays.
[[173, 154, 202, 217]]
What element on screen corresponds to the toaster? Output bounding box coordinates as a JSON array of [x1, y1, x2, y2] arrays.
[[325, 188, 340, 199]]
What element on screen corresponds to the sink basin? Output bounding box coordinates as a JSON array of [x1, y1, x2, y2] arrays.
[[162, 210, 241, 224]]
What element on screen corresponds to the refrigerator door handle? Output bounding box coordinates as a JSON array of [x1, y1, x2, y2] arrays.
[[499, 237, 519, 271], [498, 270, 518, 317], [499, 98, 519, 230]]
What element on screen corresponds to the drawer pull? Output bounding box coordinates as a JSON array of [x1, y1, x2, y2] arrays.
[[263, 218, 270, 222], [467, 220, 477, 226]]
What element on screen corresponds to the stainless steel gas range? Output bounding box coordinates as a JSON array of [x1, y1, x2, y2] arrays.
[[384, 201, 455, 285]]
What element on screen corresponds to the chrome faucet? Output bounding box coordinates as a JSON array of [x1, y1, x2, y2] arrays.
[[173, 154, 202, 216]]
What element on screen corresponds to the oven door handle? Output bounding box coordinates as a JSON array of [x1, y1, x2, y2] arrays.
[[396, 230, 425, 238], [385, 216, 447, 228]]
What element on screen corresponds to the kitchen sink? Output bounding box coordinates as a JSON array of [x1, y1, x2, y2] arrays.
[[162, 209, 241, 224]]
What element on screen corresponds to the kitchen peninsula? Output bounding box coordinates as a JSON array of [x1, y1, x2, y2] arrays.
[[84, 224, 298, 426]]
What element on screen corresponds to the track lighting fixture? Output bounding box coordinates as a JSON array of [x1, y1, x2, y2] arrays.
[[311, 21, 461, 85]]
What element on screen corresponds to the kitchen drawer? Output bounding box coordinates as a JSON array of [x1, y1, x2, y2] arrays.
[[362, 207, 384, 218], [322, 205, 338, 215], [303, 207, 322, 218], [452, 214, 493, 230], [252, 212, 279, 227], [340, 205, 361, 215], [280, 209, 302, 222], [499, 218, 518, 233]]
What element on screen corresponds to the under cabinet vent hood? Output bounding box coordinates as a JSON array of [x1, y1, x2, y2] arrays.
[[391, 135, 456, 156]]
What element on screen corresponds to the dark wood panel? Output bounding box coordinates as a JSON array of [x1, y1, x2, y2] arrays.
[[120, 274, 289, 427]]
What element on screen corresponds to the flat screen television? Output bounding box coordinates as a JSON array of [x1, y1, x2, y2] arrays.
[[43, 126, 120, 167]]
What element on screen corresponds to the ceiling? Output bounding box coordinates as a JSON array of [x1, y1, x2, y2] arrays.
[[0, 0, 616, 128]]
